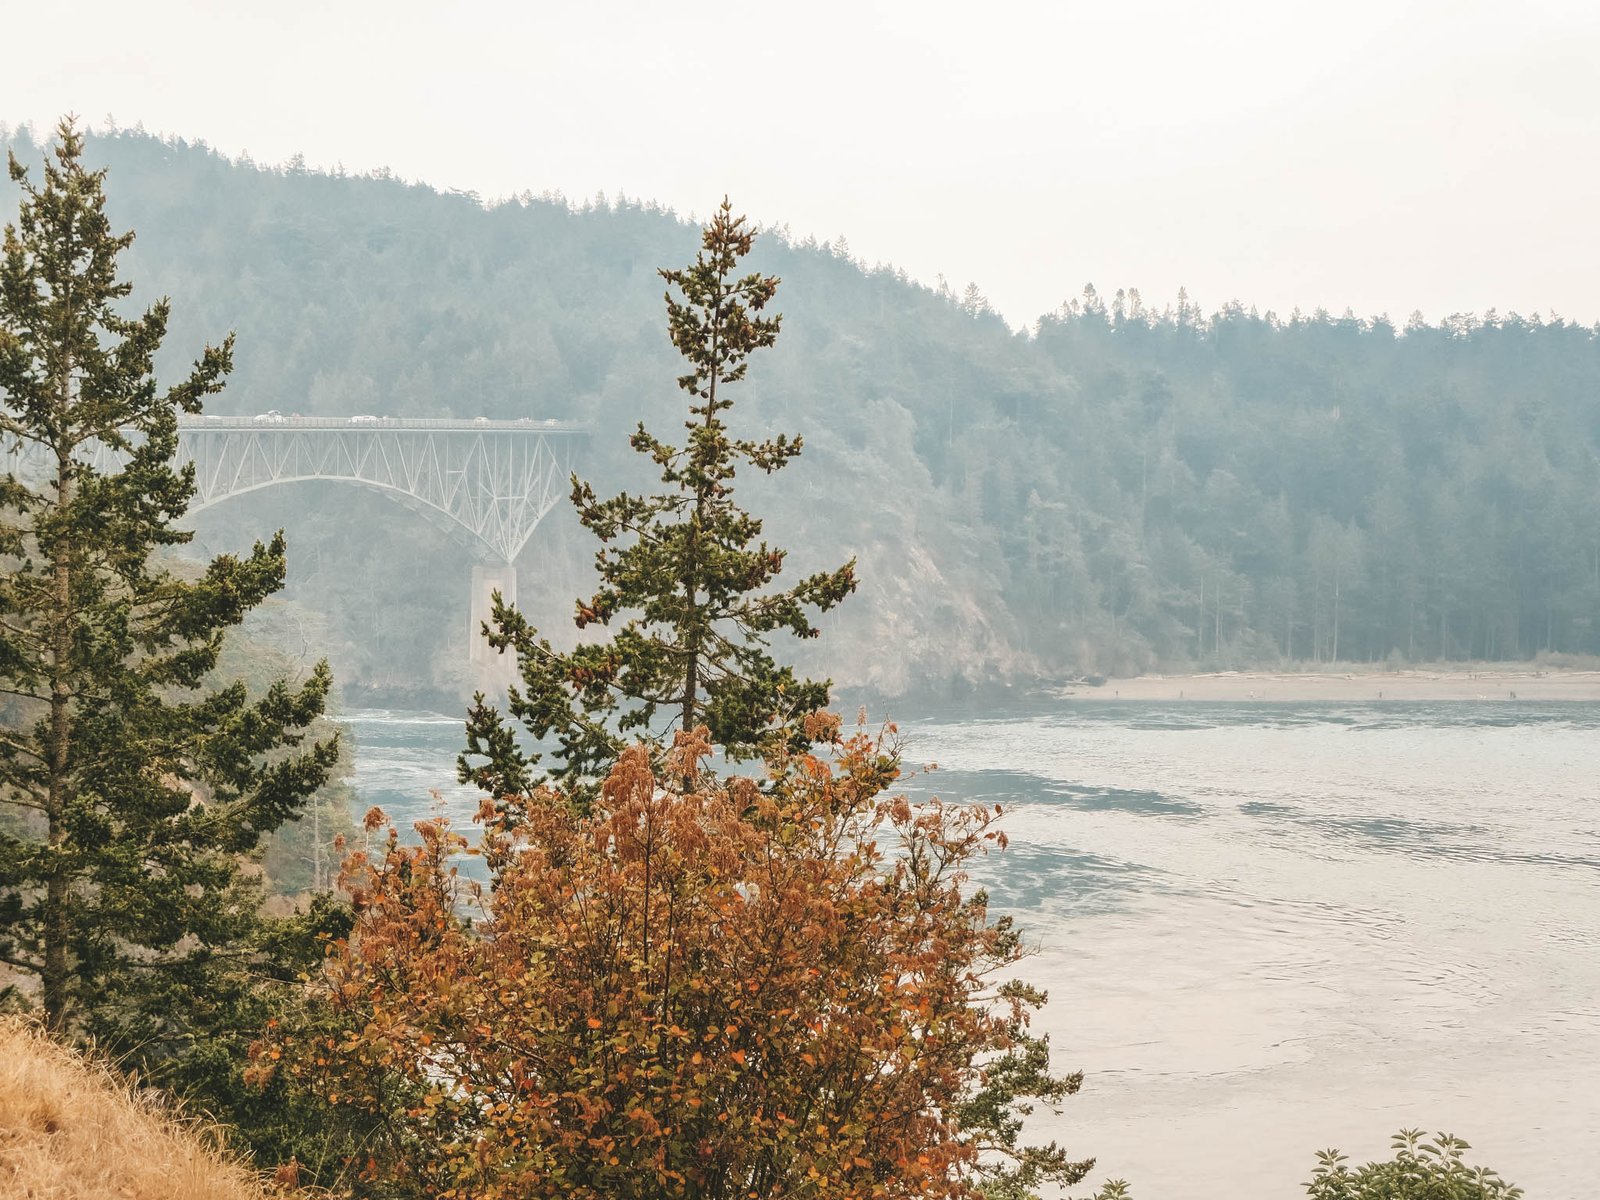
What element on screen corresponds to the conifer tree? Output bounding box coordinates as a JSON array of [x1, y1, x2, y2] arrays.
[[462, 200, 854, 801], [0, 120, 337, 1048]]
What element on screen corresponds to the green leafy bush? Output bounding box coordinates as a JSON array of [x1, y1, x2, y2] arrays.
[[1306, 1130, 1522, 1200], [1072, 1129, 1519, 1200]]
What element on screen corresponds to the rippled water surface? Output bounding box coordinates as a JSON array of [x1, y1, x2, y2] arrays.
[[348, 702, 1600, 1197]]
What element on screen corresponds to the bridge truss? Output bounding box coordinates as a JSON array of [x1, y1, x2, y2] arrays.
[[5, 416, 588, 563]]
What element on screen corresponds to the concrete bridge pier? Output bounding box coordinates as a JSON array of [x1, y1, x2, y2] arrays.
[[470, 563, 521, 697]]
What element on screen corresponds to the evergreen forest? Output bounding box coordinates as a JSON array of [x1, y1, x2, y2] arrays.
[[4, 123, 1595, 696]]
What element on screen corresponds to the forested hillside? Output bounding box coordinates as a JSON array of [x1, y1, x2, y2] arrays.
[[5, 124, 1597, 695]]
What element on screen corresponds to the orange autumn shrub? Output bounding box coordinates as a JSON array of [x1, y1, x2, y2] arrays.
[[273, 725, 1090, 1200]]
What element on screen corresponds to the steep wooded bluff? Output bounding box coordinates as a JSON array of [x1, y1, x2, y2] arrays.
[[4, 125, 1598, 696]]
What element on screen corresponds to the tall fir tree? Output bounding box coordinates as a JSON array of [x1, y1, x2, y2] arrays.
[[461, 200, 855, 803], [0, 120, 337, 1053]]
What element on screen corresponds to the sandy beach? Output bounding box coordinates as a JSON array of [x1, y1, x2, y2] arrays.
[[1067, 668, 1600, 702]]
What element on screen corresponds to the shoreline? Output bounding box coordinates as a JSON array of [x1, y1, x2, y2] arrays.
[[1065, 668, 1600, 702]]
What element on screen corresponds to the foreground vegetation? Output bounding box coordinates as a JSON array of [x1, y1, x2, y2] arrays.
[[0, 123, 1530, 1198], [0, 1017, 285, 1200], [0, 121, 342, 1159], [0, 1012, 1521, 1200]]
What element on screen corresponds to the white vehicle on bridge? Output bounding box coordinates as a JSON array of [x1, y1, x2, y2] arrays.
[[348, 414, 380, 424], [252, 410, 286, 424]]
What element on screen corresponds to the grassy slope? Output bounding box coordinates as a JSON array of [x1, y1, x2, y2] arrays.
[[0, 1019, 288, 1200]]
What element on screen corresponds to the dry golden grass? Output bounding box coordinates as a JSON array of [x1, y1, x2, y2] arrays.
[[0, 1017, 282, 1200]]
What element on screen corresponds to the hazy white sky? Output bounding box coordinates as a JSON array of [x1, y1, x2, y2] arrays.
[[9, 0, 1599, 326]]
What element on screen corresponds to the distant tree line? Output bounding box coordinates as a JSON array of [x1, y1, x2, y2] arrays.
[[3, 124, 1593, 689], [1018, 287, 1600, 669]]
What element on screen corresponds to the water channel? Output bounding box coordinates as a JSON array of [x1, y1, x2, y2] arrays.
[[346, 700, 1600, 1197]]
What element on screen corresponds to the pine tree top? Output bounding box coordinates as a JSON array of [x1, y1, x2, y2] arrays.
[[462, 200, 855, 806]]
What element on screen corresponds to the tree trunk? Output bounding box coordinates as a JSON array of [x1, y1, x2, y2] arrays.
[[43, 453, 73, 1032], [1214, 580, 1222, 657], [1138, 444, 1148, 542], [1311, 566, 1322, 664], [680, 296, 722, 775], [1331, 564, 1341, 664]]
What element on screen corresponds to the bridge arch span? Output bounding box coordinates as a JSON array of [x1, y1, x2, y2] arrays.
[[179, 417, 586, 563], [4, 416, 586, 690]]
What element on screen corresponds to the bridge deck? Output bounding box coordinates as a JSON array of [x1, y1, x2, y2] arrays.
[[179, 415, 587, 434], [6, 416, 588, 561]]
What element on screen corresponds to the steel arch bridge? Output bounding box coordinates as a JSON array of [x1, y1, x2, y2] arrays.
[[4, 414, 587, 689], [6, 416, 588, 563], [181, 416, 587, 562]]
